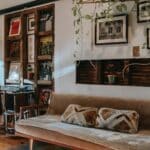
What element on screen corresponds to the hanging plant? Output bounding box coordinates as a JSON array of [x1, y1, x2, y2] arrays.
[[72, 0, 139, 59]]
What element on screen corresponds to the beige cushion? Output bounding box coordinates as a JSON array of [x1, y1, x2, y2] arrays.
[[96, 107, 139, 133], [61, 104, 98, 127]]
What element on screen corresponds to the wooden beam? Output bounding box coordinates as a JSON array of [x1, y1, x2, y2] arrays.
[[0, 0, 59, 15]]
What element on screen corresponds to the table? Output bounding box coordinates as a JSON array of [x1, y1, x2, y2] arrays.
[[0, 89, 35, 133]]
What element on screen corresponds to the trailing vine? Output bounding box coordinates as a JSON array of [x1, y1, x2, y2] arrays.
[[72, 0, 140, 59]]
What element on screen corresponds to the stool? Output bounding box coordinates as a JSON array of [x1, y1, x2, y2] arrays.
[[4, 110, 16, 134]]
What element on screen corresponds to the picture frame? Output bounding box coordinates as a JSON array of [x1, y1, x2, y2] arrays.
[[28, 34, 35, 63], [137, 1, 150, 23], [39, 88, 51, 105], [95, 14, 128, 45], [9, 41, 20, 58], [27, 14, 35, 34], [147, 28, 150, 49], [7, 62, 21, 82], [9, 17, 21, 36]]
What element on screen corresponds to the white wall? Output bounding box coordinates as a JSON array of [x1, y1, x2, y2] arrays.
[[54, 0, 150, 100], [0, 0, 150, 100]]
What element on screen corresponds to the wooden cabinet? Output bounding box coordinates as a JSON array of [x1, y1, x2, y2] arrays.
[[4, 4, 55, 105]]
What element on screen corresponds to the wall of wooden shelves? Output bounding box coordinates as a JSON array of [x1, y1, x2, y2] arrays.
[[4, 4, 55, 105], [76, 58, 150, 87]]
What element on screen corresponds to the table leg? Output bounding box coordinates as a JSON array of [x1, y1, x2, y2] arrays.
[[29, 138, 34, 150], [13, 94, 16, 113]]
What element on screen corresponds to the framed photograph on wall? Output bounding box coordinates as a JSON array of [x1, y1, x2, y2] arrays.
[[147, 28, 150, 49], [9, 17, 21, 36], [137, 1, 150, 23], [27, 14, 35, 34], [95, 14, 128, 45]]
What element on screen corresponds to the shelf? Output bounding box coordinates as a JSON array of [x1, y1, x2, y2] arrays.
[[38, 31, 52, 36], [4, 4, 55, 106], [76, 59, 150, 86], [7, 36, 21, 41], [37, 55, 52, 60], [37, 80, 52, 85], [5, 57, 20, 62]]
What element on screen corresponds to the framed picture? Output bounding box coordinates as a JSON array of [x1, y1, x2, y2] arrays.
[[9, 41, 20, 58], [39, 88, 51, 105], [9, 17, 21, 36], [147, 28, 150, 49], [137, 1, 150, 23], [95, 14, 128, 45], [28, 34, 35, 62], [27, 14, 35, 34], [7, 62, 21, 81]]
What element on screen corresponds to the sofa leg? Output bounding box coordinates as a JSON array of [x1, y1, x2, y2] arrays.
[[29, 138, 34, 150]]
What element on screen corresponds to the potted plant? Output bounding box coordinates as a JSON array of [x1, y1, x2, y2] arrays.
[[105, 63, 118, 84]]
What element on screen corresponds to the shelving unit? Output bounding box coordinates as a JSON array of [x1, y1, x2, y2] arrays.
[[36, 5, 54, 105], [76, 58, 150, 86], [4, 4, 55, 105], [4, 12, 24, 84]]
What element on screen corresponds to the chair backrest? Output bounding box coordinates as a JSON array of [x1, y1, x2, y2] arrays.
[[47, 93, 150, 129]]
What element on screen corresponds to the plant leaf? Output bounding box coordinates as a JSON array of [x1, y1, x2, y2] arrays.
[[84, 14, 93, 20], [75, 29, 80, 34]]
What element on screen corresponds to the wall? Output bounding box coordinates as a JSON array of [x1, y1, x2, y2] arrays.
[[0, 0, 150, 100], [54, 0, 150, 100]]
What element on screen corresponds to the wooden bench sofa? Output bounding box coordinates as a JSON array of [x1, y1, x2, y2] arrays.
[[15, 93, 150, 150]]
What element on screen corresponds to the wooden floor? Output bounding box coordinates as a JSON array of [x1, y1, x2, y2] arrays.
[[0, 116, 69, 150], [0, 133, 69, 150], [0, 126, 69, 150]]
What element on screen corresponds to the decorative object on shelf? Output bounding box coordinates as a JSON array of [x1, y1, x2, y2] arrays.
[[28, 35, 35, 62], [27, 14, 35, 34], [9, 17, 21, 36], [39, 88, 51, 104], [39, 61, 52, 81], [39, 11, 53, 32], [7, 62, 21, 82], [137, 1, 150, 23], [27, 64, 34, 80], [107, 74, 117, 84], [147, 28, 150, 49], [39, 36, 53, 55], [104, 61, 122, 84], [95, 14, 128, 45], [132, 46, 140, 57], [9, 41, 20, 58]]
